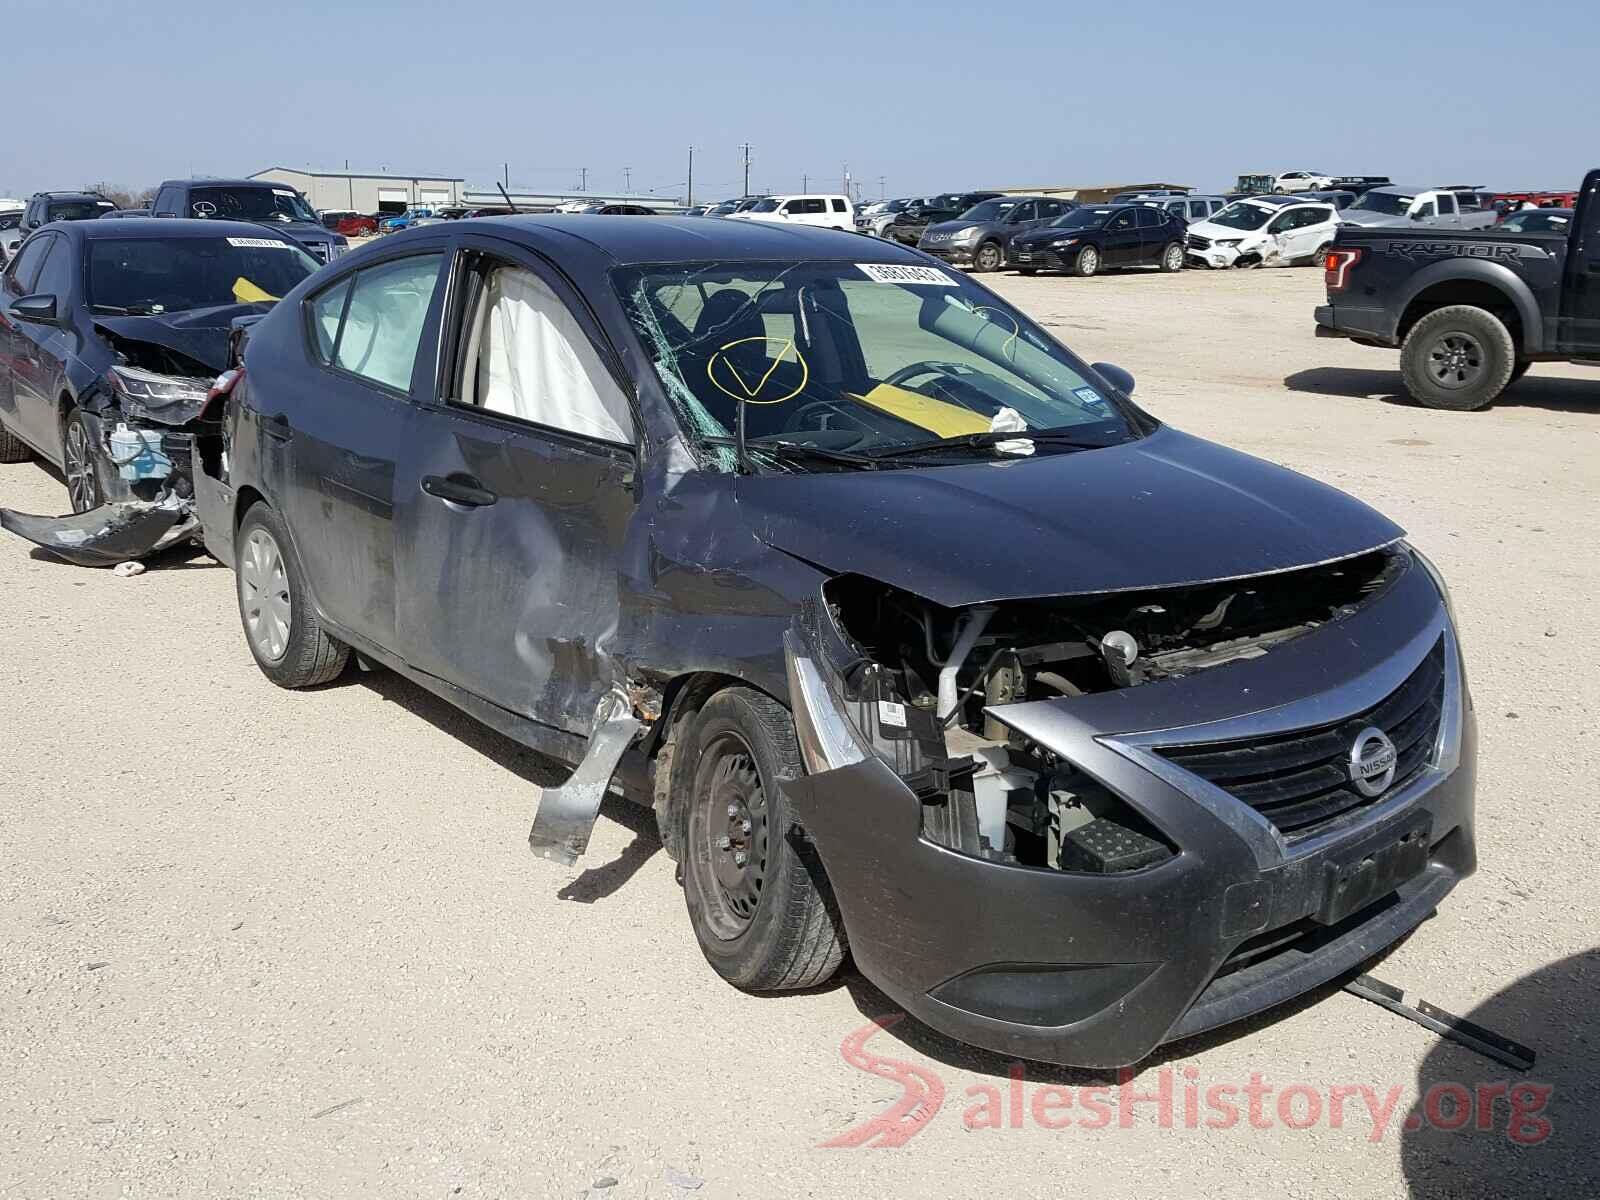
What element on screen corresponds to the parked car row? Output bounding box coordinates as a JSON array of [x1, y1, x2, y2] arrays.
[[0, 209, 1477, 1074]]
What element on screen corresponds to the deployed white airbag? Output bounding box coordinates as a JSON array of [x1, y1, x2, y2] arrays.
[[470, 268, 633, 443]]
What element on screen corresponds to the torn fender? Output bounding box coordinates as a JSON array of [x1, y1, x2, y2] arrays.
[[527, 688, 644, 866], [0, 498, 195, 567]]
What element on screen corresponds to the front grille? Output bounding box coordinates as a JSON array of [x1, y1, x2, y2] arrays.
[[305, 242, 329, 263], [1186, 233, 1211, 250], [1157, 639, 1446, 839]]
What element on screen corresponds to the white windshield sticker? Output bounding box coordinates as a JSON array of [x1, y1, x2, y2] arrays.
[[1074, 386, 1108, 409], [225, 237, 294, 249], [856, 263, 958, 287]]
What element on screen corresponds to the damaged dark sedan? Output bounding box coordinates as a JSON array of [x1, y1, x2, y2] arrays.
[[176, 217, 1474, 1068], [0, 218, 318, 563]]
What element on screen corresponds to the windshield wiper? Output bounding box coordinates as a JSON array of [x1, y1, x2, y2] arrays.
[[866, 427, 1116, 460], [705, 436, 879, 471]]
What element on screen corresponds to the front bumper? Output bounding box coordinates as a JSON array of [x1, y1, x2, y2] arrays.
[[919, 242, 978, 266], [1185, 243, 1245, 269], [785, 559, 1476, 1067], [1009, 246, 1071, 270]]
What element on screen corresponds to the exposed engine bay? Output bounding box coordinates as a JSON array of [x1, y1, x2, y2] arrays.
[[814, 548, 1404, 873]]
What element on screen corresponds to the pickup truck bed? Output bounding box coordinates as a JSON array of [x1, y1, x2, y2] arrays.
[[1314, 170, 1600, 410]]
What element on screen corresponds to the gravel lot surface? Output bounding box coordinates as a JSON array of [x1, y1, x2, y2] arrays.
[[2, 263, 1596, 1199]]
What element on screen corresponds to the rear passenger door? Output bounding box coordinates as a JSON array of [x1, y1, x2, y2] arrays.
[[272, 241, 450, 648], [393, 234, 639, 733], [1134, 206, 1168, 263]]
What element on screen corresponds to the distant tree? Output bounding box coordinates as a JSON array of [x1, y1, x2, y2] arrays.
[[83, 181, 137, 209]]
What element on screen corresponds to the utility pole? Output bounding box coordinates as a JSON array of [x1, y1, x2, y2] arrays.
[[687, 146, 694, 207], [579, 167, 588, 192], [842, 162, 850, 196], [802, 173, 808, 192], [503, 162, 510, 189], [878, 175, 886, 199], [740, 143, 752, 198], [623, 166, 632, 192]]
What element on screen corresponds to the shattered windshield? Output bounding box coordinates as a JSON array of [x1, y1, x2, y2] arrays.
[[1208, 203, 1275, 231], [1349, 191, 1415, 215], [616, 260, 1142, 472], [188, 186, 318, 224], [86, 237, 318, 315]]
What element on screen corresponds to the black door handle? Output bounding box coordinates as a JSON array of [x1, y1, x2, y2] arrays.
[[421, 473, 497, 507], [262, 412, 293, 442]]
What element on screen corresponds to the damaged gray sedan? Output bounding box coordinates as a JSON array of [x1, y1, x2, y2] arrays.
[[0, 217, 318, 564], [174, 216, 1472, 1068]]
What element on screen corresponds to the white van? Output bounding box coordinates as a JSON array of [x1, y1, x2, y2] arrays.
[[735, 194, 855, 231]]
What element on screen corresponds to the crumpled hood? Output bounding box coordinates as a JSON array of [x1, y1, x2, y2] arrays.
[[93, 302, 271, 375], [734, 427, 1404, 606], [1188, 218, 1267, 243]]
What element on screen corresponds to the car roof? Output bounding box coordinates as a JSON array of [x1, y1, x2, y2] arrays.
[[386, 214, 928, 266], [53, 217, 305, 243], [161, 178, 282, 189], [36, 191, 110, 201]]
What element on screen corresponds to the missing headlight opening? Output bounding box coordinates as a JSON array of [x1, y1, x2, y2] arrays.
[[816, 549, 1403, 872]]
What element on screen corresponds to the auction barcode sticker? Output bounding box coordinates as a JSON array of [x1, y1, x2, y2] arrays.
[[856, 263, 958, 286], [226, 237, 295, 249]]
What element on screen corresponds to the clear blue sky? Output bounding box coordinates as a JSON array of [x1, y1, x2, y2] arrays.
[[8, 0, 1597, 202]]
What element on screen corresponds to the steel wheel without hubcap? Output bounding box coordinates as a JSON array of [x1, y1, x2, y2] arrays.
[[63, 417, 99, 513], [239, 528, 292, 662], [1427, 332, 1486, 391], [688, 731, 771, 941]]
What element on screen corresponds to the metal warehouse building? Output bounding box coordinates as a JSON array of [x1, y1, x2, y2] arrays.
[[249, 167, 465, 214]]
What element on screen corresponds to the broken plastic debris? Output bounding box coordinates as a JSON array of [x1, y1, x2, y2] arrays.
[[988, 407, 1035, 456], [112, 561, 147, 578]]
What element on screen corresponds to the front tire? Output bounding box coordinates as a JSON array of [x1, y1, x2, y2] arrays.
[[679, 687, 846, 992], [1159, 242, 1184, 272], [971, 240, 1003, 273], [0, 417, 30, 464], [1400, 306, 1516, 412], [235, 502, 350, 688], [62, 409, 103, 513], [1074, 245, 1101, 277]]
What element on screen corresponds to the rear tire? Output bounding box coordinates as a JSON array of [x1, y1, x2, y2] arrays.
[[0, 418, 30, 463], [679, 687, 846, 992], [1073, 245, 1101, 277], [1399, 306, 1516, 412], [1159, 242, 1184, 272], [235, 502, 350, 688]]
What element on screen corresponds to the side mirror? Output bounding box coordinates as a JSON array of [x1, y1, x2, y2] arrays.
[[1411, 210, 1428, 221], [11, 294, 61, 325], [1091, 362, 1135, 396]]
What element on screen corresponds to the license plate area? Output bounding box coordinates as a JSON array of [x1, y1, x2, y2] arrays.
[[1315, 810, 1432, 925]]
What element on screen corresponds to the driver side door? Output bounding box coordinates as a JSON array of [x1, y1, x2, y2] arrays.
[[394, 235, 640, 734], [1102, 210, 1140, 265]]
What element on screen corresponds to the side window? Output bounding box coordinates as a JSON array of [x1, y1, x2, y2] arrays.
[[5, 235, 53, 295], [1135, 207, 1161, 229], [1436, 194, 1456, 215], [32, 235, 75, 299], [325, 254, 443, 391], [306, 275, 354, 363], [831, 198, 847, 212], [452, 261, 633, 444], [1414, 199, 1437, 219], [1188, 201, 1207, 219], [804, 198, 827, 214], [1455, 191, 1479, 211], [152, 186, 173, 214], [1109, 211, 1135, 231], [1040, 200, 1065, 219]]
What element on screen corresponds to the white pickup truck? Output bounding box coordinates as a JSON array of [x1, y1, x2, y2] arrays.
[[1338, 186, 1498, 230]]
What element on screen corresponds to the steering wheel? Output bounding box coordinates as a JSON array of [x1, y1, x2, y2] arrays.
[[882, 360, 971, 390], [781, 398, 855, 434]]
